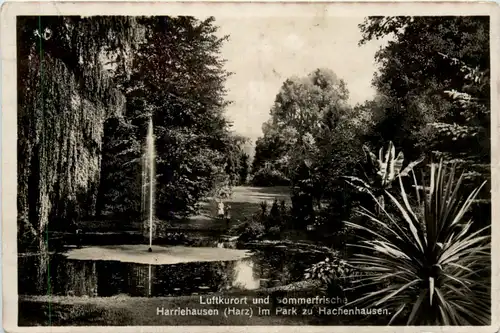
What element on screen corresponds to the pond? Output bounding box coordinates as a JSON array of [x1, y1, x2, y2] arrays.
[[18, 244, 325, 298]]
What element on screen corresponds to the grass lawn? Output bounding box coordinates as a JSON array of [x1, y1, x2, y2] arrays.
[[174, 186, 292, 232], [56, 186, 291, 236], [19, 288, 386, 326]]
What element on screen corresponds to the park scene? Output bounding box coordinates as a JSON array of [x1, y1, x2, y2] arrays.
[[17, 15, 491, 326]]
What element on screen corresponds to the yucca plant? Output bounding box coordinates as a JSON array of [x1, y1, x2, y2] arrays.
[[344, 160, 491, 325], [343, 141, 424, 211]]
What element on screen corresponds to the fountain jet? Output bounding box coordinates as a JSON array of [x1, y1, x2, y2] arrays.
[[142, 116, 156, 252]]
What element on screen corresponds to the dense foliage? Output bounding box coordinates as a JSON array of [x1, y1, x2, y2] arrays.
[[359, 16, 489, 160], [247, 16, 492, 326], [17, 16, 139, 251], [18, 16, 245, 251], [252, 68, 355, 186], [358, 15, 491, 233], [252, 68, 367, 229], [339, 16, 491, 325], [237, 152, 250, 185], [235, 199, 290, 241]]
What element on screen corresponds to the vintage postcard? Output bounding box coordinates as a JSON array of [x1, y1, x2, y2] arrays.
[[1, 1, 499, 332]]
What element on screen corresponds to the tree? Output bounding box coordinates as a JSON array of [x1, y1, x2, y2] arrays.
[[359, 16, 489, 161], [432, 53, 490, 164], [252, 68, 372, 230], [98, 16, 239, 219], [433, 54, 491, 230], [253, 68, 351, 186], [358, 16, 490, 228], [251, 121, 295, 186], [238, 152, 250, 185], [17, 16, 138, 251]]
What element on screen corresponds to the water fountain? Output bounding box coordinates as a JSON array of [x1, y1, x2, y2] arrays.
[[142, 116, 156, 252], [61, 115, 253, 269]]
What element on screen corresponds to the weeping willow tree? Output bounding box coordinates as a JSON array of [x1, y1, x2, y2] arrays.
[[17, 16, 139, 252]]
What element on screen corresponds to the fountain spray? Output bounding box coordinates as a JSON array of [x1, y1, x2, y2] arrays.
[[146, 116, 155, 252]]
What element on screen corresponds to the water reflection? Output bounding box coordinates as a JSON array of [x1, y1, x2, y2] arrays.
[[36, 252, 50, 294], [18, 248, 322, 298], [64, 260, 98, 296], [148, 264, 152, 297]]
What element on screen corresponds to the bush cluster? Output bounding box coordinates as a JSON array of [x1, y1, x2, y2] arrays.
[[239, 199, 290, 241]]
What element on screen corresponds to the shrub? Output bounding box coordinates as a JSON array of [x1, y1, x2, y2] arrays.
[[305, 254, 350, 284], [267, 226, 281, 240], [265, 199, 286, 229], [251, 167, 290, 187], [290, 189, 315, 230], [239, 221, 266, 241], [345, 160, 490, 325], [238, 200, 291, 241], [160, 232, 188, 245], [315, 204, 344, 233], [304, 252, 353, 297]]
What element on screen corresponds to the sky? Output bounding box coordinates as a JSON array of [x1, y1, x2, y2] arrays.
[[215, 17, 389, 148]]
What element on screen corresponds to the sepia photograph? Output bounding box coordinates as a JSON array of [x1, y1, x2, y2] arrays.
[[1, 1, 498, 330]]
